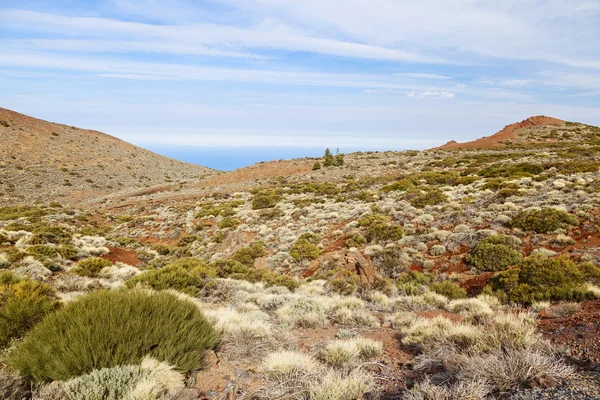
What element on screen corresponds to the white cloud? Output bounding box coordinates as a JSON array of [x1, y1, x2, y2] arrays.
[[408, 90, 455, 99], [0, 51, 458, 90], [394, 73, 450, 79]]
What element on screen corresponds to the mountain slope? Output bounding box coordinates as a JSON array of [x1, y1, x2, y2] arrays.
[[0, 107, 216, 204], [433, 115, 566, 150]]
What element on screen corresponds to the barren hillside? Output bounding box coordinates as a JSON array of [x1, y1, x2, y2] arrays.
[[0, 108, 216, 205], [433, 115, 566, 150]]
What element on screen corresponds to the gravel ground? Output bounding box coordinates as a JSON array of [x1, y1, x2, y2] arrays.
[[503, 372, 600, 400]]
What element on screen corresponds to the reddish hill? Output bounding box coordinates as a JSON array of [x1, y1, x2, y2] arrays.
[[0, 107, 217, 204], [433, 116, 565, 150]]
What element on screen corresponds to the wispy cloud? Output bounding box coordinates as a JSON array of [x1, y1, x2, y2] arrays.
[[408, 90, 455, 99]]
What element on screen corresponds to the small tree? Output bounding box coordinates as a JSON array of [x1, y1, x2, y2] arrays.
[[312, 161, 321, 170], [323, 148, 335, 167]]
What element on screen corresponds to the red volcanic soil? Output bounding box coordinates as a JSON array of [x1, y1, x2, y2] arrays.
[[538, 300, 600, 368], [433, 116, 565, 150], [102, 246, 143, 266]]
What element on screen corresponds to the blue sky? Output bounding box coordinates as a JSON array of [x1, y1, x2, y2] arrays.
[[1, 0, 599, 150]]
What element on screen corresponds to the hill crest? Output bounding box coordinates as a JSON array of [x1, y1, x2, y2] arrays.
[[0, 107, 216, 204], [433, 115, 565, 150]]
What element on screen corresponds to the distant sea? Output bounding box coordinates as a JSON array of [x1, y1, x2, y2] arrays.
[[142, 145, 403, 171]]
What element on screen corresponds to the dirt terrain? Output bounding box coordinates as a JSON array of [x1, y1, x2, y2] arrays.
[[0, 108, 217, 205]]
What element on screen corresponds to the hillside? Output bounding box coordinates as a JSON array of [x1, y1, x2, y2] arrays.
[[0, 108, 216, 204], [2, 115, 600, 399], [433, 115, 567, 150]]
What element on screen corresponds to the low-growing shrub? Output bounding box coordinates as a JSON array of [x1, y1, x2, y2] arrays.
[[7, 290, 217, 381], [26, 245, 59, 261], [358, 214, 403, 243], [430, 281, 467, 299], [0, 370, 30, 400], [0, 275, 59, 348], [485, 255, 600, 304], [252, 190, 282, 210], [232, 242, 266, 267], [74, 257, 113, 277], [408, 188, 448, 208], [35, 356, 185, 400], [290, 233, 321, 262], [510, 208, 578, 233], [325, 268, 359, 295], [478, 162, 544, 178], [125, 258, 214, 296], [380, 178, 418, 193], [466, 235, 522, 271]]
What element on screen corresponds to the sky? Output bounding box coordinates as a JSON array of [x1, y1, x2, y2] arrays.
[[1, 0, 600, 153]]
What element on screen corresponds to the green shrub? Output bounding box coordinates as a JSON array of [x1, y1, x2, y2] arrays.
[[326, 268, 359, 295], [466, 235, 522, 271], [358, 214, 403, 243], [74, 257, 113, 277], [232, 242, 266, 267], [478, 162, 544, 178], [176, 235, 200, 247], [290, 233, 321, 262], [380, 178, 417, 193], [0, 206, 47, 221], [217, 217, 240, 229], [408, 188, 448, 208], [3, 248, 25, 264], [510, 208, 578, 233], [26, 245, 59, 261], [151, 243, 172, 256], [7, 290, 217, 381], [0, 276, 59, 349], [251, 190, 282, 210], [57, 245, 78, 260], [312, 161, 321, 170], [430, 281, 466, 299], [32, 225, 71, 244], [125, 258, 215, 296], [345, 232, 367, 248], [485, 255, 600, 304]]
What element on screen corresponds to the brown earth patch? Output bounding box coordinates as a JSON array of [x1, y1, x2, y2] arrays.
[[102, 246, 143, 266]]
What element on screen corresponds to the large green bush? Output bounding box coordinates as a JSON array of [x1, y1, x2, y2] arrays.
[[290, 233, 321, 262], [466, 235, 522, 271], [509, 208, 578, 233], [358, 214, 403, 243], [0, 275, 59, 348], [485, 255, 600, 304], [7, 290, 217, 381]]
